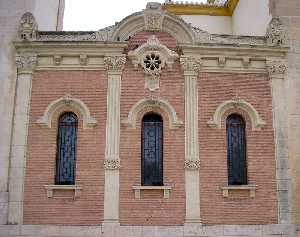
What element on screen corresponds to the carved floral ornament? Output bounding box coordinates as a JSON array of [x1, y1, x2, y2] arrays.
[[266, 18, 287, 46], [19, 12, 38, 41], [128, 35, 178, 91], [103, 56, 126, 72], [180, 56, 202, 75], [104, 159, 121, 170], [15, 53, 37, 74], [184, 159, 200, 170], [266, 59, 287, 78]]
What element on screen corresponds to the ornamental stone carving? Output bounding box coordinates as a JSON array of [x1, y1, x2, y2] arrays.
[[15, 53, 37, 74], [128, 35, 178, 91], [104, 159, 121, 170], [184, 159, 200, 170], [104, 56, 126, 72], [144, 2, 164, 31], [266, 18, 287, 46], [19, 12, 38, 41], [267, 59, 287, 78], [180, 56, 202, 75]]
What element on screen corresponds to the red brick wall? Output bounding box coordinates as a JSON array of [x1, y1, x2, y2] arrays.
[[119, 31, 186, 225], [199, 73, 278, 224], [24, 71, 107, 225]]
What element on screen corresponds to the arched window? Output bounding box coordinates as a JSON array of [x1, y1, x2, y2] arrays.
[[226, 114, 247, 185], [55, 112, 78, 185], [141, 113, 163, 186]]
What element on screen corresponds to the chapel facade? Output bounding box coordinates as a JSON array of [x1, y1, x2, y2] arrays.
[[0, 1, 300, 237]]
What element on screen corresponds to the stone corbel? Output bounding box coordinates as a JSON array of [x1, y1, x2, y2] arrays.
[[16, 53, 37, 74]]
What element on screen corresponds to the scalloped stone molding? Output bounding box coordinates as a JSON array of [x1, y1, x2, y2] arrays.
[[122, 98, 183, 129], [36, 95, 97, 129], [207, 97, 266, 130], [128, 35, 178, 91]]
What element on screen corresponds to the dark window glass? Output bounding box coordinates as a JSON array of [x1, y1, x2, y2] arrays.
[[226, 114, 247, 185], [141, 113, 163, 186], [55, 112, 78, 185]]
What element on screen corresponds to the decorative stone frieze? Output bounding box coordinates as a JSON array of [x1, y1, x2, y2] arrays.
[[15, 53, 37, 74], [144, 2, 164, 31], [79, 55, 87, 65], [18, 12, 38, 41], [104, 56, 126, 72], [266, 18, 287, 46], [128, 35, 178, 91], [267, 59, 287, 79], [104, 159, 121, 170], [180, 56, 202, 76], [184, 159, 200, 170]]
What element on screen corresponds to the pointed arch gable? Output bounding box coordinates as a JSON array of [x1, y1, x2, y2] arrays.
[[36, 95, 97, 129], [207, 99, 266, 130], [122, 98, 183, 129]]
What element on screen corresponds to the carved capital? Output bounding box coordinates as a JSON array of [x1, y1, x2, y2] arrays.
[[104, 159, 121, 170], [16, 53, 37, 74], [184, 159, 200, 170], [144, 3, 164, 31], [267, 59, 287, 79], [18, 12, 38, 41], [104, 56, 126, 72], [266, 18, 287, 46], [180, 57, 202, 75]]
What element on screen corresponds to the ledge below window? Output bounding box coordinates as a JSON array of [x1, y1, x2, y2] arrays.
[[221, 185, 257, 198], [132, 185, 172, 199], [44, 185, 82, 199]]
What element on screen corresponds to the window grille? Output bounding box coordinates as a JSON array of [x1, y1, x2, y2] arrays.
[[55, 112, 78, 185], [141, 113, 163, 186], [226, 114, 247, 185]]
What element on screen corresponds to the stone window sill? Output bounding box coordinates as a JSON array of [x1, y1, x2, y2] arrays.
[[221, 185, 257, 198], [132, 185, 172, 199], [44, 185, 82, 199]]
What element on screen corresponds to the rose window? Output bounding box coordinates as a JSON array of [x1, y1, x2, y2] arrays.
[[144, 53, 162, 74]]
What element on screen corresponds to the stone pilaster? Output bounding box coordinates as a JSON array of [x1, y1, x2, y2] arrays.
[[103, 56, 126, 225], [180, 56, 202, 224], [267, 58, 291, 224], [8, 53, 37, 224]]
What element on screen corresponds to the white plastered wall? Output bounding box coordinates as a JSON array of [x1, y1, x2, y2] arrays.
[[0, 0, 62, 224], [181, 15, 232, 34], [232, 0, 272, 36]]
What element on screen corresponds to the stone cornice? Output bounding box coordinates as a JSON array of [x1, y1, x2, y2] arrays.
[[15, 53, 37, 74]]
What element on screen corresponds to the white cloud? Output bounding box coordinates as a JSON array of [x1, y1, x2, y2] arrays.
[[63, 0, 206, 31]]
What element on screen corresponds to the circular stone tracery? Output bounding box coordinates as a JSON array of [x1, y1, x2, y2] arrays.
[[144, 53, 161, 73]]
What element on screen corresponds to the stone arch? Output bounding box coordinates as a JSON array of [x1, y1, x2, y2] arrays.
[[110, 4, 194, 44], [207, 98, 266, 130], [122, 98, 183, 129], [36, 95, 97, 129]]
